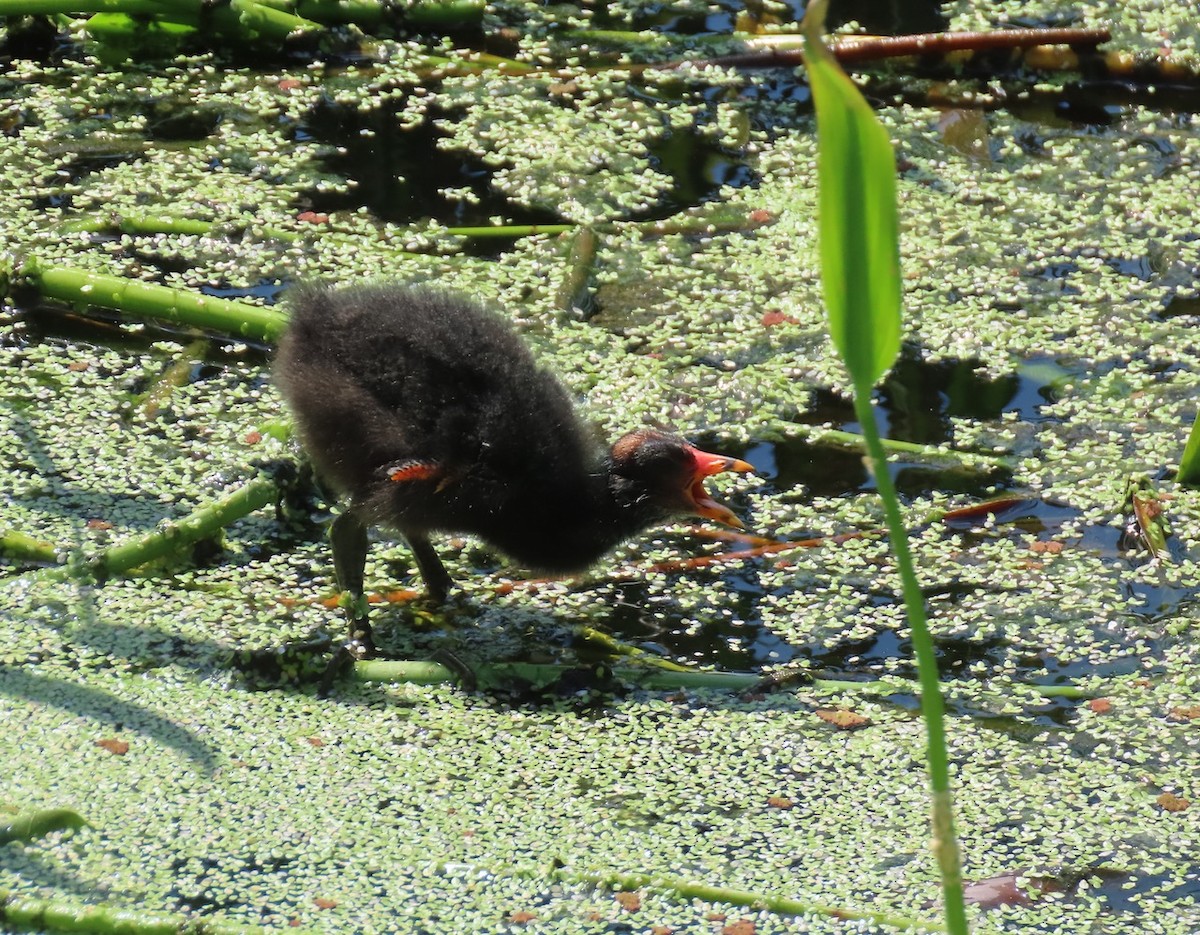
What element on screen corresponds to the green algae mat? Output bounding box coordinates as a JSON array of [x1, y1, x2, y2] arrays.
[[3, 1, 1200, 932]]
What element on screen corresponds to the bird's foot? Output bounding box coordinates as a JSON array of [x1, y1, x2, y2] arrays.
[[317, 632, 374, 697], [317, 644, 355, 697], [431, 648, 477, 691], [317, 612, 375, 697]]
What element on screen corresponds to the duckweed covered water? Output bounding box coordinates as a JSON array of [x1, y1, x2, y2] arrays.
[[3, 0, 1200, 932]]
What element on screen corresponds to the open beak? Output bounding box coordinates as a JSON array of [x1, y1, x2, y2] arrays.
[[683, 447, 755, 528]]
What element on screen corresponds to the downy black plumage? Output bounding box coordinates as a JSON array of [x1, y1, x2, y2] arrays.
[[275, 282, 752, 608]]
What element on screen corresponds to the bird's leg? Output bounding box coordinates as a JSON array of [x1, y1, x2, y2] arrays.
[[319, 510, 374, 696], [330, 509, 374, 658], [405, 533, 454, 602]]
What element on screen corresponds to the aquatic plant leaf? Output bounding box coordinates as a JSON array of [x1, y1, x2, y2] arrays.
[[802, 0, 901, 393]]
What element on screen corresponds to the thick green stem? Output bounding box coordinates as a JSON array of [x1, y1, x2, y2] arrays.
[[224, 0, 321, 39], [19, 261, 288, 345], [853, 392, 968, 932], [264, 0, 482, 27], [0, 529, 58, 564], [92, 474, 279, 580], [0, 0, 170, 14], [0, 807, 87, 845], [0, 0, 320, 34], [58, 213, 299, 241], [402, 0, 482, 27]]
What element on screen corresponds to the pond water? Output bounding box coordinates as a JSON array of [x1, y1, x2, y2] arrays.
[[3, 2, 1200, 932]]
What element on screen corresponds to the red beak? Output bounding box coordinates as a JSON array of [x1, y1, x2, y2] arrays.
[[683, 447, 755, 528]]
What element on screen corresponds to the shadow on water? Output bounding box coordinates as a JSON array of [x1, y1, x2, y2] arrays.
[[872, 347, 1082, 438]]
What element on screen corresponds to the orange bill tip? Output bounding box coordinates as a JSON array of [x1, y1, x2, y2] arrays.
[[689, 447, 756, 477]]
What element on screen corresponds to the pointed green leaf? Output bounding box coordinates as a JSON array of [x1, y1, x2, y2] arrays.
[[1179, 411, 1200, 486], [803, 0, 901, 393]]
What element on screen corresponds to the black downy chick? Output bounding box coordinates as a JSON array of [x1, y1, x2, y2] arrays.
[[275, 282, 753, 652]]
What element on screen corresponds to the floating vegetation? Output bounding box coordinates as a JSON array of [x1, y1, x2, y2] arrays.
[[3, 0, 1200, 932]]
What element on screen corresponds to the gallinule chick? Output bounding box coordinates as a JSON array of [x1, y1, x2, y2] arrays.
[[275, 282, 753, 653]]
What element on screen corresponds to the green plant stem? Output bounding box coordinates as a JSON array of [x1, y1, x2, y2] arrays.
[[439, 222, 576, 238], [446, 51, 533, 73], [0, 529, 58, 564], [556, 27, 682, 47], [556, 28, 735, 52], [91, 474, 279, 580], [18, 261, 288, 345], [402, 0, 482, 27], [54, 208, 767, 248], [0, 889, 309, 934], [0, 0, 167, 14], [58, 213, 299, 241], [0, 808, 87, 845], [138, 0, 321, 37], [223, 0, 321, 39], [1, 475, 284, 592], [854, 393, 968, 932], [793, 423, 1013, 469], [134, 337, 209, 419], [354, 660, 763, 690], [635, 205, 774, 236], [258, 0, 483, 28], [353, 659, 1095, 703], [556, 225, 597, 313], [574, 625, 691, 670], [441, 209, 769, 239], [1031, 684, 1091, 699], [560, 869, 946, 932], [0, 0, 321, 34], [0, 0, 481, 43]]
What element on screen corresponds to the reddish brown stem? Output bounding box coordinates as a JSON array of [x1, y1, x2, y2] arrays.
[[828, 27, 1111, 64], [306, 497, 1034, 604], [686, 27, 1111, 71]]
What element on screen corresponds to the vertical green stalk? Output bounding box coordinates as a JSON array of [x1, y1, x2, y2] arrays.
[[853, 393, 966, 930], [802, 1, 967, 930]]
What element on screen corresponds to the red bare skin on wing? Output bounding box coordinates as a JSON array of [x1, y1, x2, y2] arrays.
[[386, 460, 442, 484]]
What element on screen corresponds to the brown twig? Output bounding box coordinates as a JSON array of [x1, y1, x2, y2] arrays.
[[827, 27, 1112, 64], [669, 27, 1111, 71]]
